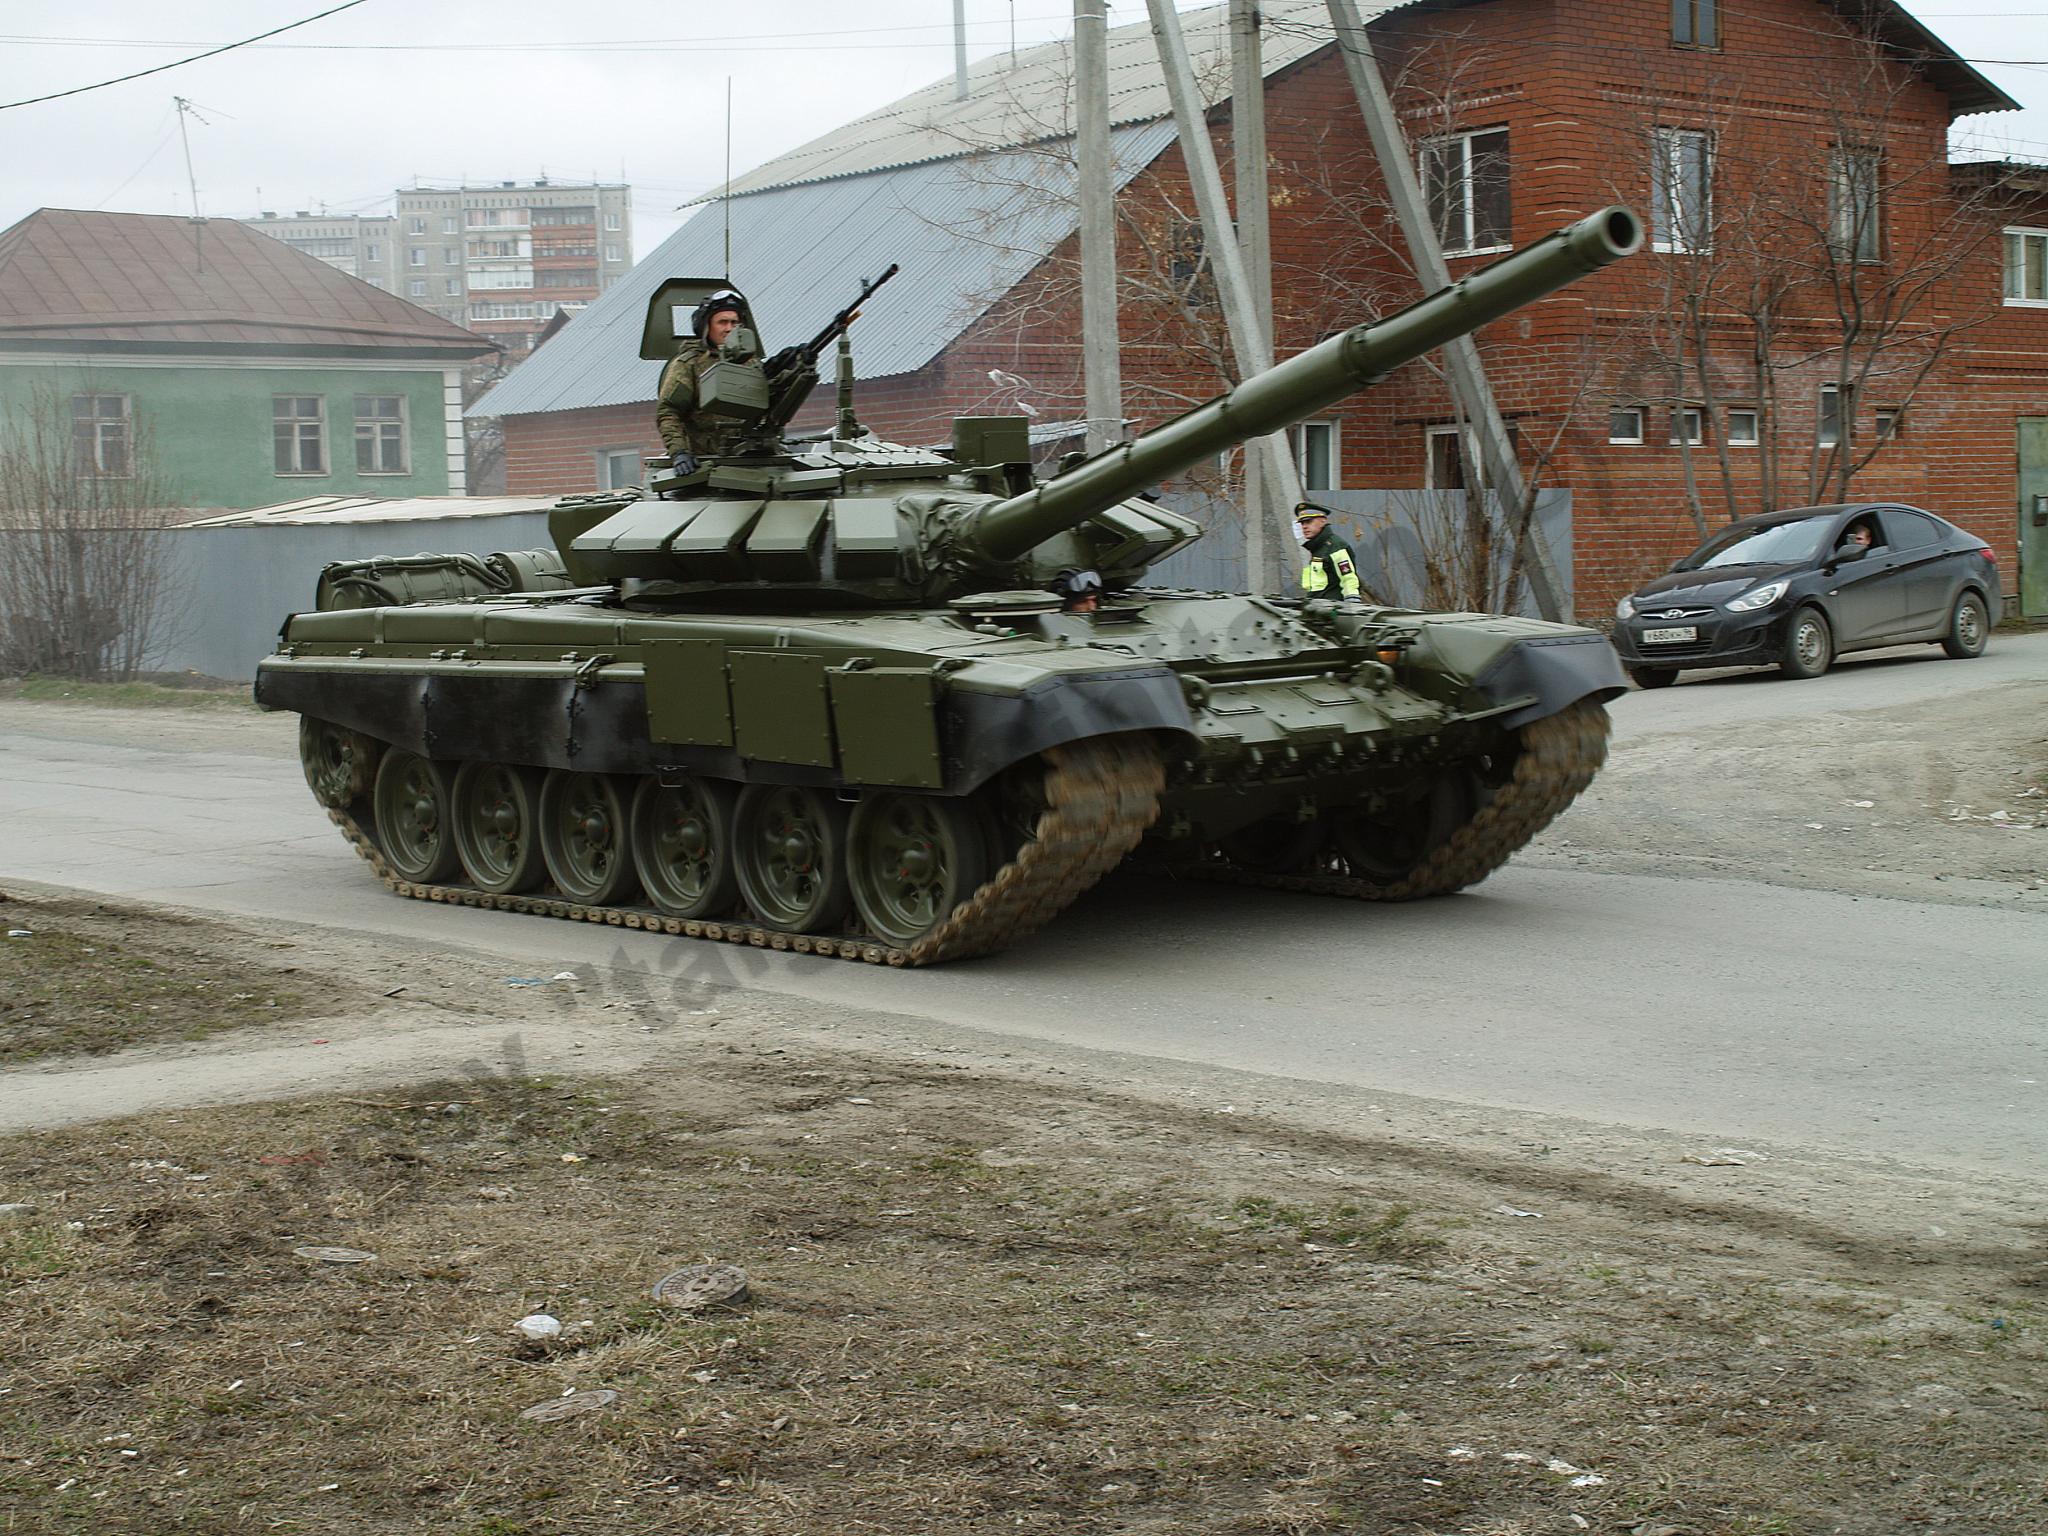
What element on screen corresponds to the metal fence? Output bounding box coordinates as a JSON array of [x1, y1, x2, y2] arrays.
[[1149, 487, 1574, 616]]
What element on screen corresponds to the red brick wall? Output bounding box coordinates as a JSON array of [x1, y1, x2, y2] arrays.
[[501, 0, 2048, 611]]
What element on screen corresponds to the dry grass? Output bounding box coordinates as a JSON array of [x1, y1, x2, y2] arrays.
[[0, 897, 324, 1065], [2, 1050, 2043, 1535]]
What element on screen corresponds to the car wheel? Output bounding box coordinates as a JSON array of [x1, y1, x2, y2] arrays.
[[1627, 665, 1677, 690], [1939, 591, 1989, 659], [1779, 605, 1832, 680]]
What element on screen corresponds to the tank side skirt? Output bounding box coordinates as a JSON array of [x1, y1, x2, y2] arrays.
[[260, 662, 1193, 793]]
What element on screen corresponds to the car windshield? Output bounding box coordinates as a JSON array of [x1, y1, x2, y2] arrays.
[[1684, 515, 1834, 570]]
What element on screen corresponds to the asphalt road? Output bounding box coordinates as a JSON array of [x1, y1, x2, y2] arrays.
[[4, 632, 2044, 1177]]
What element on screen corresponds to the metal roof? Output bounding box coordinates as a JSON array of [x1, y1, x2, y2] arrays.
[[471, 120, 1176, 420], [178, 494, 559, 528], [0, 209, 496, 356], [709, 0, 1352, 200]]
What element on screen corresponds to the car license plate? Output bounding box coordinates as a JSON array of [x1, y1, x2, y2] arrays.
[[1641, 625, 1697, 644]]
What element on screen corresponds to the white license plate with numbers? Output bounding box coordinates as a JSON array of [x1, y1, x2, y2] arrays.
[[1642, 626, 1698, 644]]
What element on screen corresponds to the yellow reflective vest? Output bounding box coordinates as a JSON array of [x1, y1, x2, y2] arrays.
[[1301, 542, 1361, 599]]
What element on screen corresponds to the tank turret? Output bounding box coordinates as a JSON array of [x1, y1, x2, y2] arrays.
[[259, 207, 1643, 965], [559, 206, 1641, 603]]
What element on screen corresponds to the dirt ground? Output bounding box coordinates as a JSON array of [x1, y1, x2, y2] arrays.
[[2, 681, 2046, 1533]]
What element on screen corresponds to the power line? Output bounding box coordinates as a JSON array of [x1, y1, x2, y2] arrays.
[[0, 1, 369, 112]]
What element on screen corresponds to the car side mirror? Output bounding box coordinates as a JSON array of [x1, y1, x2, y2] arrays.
[[1832, 543, 1866, 563]]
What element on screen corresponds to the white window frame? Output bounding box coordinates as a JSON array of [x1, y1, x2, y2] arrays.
[[1651, 128, 1713, 254], [603, 243, 624, 263], [71, 393, 132, 478], [406, 217, 425, 235], [1419, 127, 1512, 257], [1725, 407, 1759, 446], [1295, 420, 1339, 491], [597, 447, 644, 491], [408, 279, 427, 298], [353, 394, 409, 476], [1608, 406, 1646, 444], [273, 395, 328, 476], [2004, 227, 2048, 305], [364, 243, 380, 263], [1874, 408, 1902, 442], [1424, 424, 1467, 489], [603, 211, 621, 231], [1828, 146, 1881, 263], [1670, 406, 1704, 446], [407, 246, 426, 267], [1818, 384, 1849, 449]]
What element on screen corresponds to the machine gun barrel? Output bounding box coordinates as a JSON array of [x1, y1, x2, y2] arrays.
[[964, 206, 1641, 563]]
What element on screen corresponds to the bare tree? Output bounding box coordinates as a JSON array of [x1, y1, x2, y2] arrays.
[[0, 381, 186, 680]]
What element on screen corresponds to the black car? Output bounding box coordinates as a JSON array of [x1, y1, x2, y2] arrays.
[[1611, 502, 2001, 686]]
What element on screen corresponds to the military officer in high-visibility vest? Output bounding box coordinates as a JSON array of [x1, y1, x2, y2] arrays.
[[1295, 503, 1361, 600]]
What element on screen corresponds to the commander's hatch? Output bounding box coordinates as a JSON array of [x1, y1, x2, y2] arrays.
[[639, 278, 763, 359]]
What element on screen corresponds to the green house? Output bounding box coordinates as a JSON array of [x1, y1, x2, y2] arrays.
[[0, 209, 496, 510]]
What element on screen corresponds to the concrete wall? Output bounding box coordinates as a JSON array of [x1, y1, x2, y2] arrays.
[[1149, 488, 1573, 616], [0, 360, 455, 511], [161, 512, 554, 679]]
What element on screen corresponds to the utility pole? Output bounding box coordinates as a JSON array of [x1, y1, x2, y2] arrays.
[[1074, 0, 1124, 455], [1323, 0, 1569, 619], [954, 0, 971, 100], [1145, 0, 1301, 589], [1229, 0, 1280, 595]]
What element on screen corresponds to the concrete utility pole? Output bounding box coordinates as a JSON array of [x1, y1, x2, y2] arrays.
[[954, 0, 971, 101], [1144, 0, 1302, 590], [1324, 0, 1569, 620], [1229, 0, 1281, 596], [1074, 0, 1125, 455]]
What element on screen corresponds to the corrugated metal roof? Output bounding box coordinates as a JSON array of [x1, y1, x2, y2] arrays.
[[0, 210, 496, 356], [707, 0, 1352, 199], [472, 120, 1175, 420], [178, 495, 558, 528]]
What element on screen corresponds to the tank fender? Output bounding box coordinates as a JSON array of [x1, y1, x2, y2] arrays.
[[943, 665, 1195, 792], [1470, 631, 1627, 727]]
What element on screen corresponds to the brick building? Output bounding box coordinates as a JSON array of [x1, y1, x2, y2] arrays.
[[476, 0, 2047, 617]]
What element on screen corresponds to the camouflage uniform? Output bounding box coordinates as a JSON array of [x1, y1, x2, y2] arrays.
[[655, 339, 742, 461]]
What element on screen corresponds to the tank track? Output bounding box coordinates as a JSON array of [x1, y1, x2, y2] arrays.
[[322, 734, 1165, 968], [1187, 698, 1611, 902]]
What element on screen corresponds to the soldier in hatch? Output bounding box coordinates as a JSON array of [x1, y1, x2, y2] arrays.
[[655, 291, 805, 473]]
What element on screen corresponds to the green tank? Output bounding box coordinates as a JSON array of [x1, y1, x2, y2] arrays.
[[258, 206, 1641, 965]]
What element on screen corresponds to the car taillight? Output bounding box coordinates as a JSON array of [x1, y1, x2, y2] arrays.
[[1978, 545, 1997, 564]]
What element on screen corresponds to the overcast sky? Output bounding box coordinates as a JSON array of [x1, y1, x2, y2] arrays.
[[3, 0, 2045, 264]]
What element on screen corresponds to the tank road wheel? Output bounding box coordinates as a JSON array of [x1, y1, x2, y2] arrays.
[[847, 793, 994, 947], [451, 762, 546, 895], [630, 775, 739, 919], [299, 717, 382, 809], [538, 770, 640, 906], [1332, 776, 1475, 886], [1216, 815, 1328, 874], [372, 750, 462, 884], [733, 785, 851, 934]]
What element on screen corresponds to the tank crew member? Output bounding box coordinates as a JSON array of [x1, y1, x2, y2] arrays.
[[1050, 567, 1103, 615], [655, 292, 804, 474], [1295, 503, 1361, 600]]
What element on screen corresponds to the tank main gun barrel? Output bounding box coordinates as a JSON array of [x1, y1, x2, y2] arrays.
[[962, 206, 1642, 564]]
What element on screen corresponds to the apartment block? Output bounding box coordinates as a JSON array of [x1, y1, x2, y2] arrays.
[[247, 180, 632, 361]]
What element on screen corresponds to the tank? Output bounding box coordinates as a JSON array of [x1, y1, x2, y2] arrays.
[[257, 206, 1642, 965]]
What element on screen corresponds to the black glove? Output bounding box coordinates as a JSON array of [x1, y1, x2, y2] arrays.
[[764, 345, 807, 378], [670, 452, 699, 477]]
